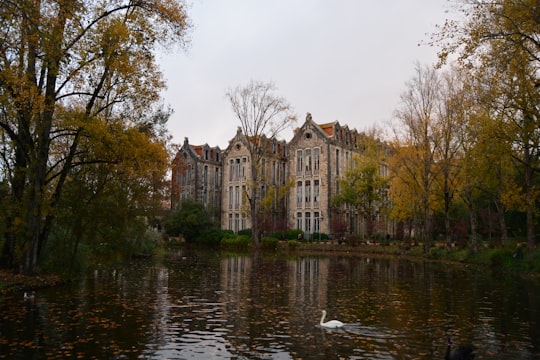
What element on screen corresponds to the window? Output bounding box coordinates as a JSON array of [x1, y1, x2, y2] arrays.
[[203, 165, 208, 186], [235, 186, 240, 209], [296, 150, 303, 175], [229, 160, 234, 181], [235, 158, 241, 179], [296, 181, 302, 206], [228, 187, 233, 209], [305, 180, 311, 204], [297, 212, 303, 230], [241, 215, 246, 230], [235, 214, 240, 233], [305, 149, 312, 174], [305, 212, 311, 234], [314, 148, 320, 174], [314, 212, 320, 232], [336, 149, 340, 175], [314, 180, 320, 204], [241, 158, 247, 179]]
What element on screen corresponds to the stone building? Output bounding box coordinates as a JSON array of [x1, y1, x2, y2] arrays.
[[287, 113, 367, 240], [220, 127, 288, 234], [171, 137, 222, 221], [171, 114, 392, 240]]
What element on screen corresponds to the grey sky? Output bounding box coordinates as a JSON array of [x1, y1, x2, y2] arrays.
[[158, 0, 454, 149]]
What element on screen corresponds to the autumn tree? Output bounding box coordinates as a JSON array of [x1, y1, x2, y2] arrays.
[[0, 0, 190, 274], [225, 80, 296, 246], [390, 63, 442, 252], [333, 132, 389, 240], [433, 0, 540, 252]]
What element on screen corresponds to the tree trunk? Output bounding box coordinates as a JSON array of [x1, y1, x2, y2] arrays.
[[525, 165, 535, 252], [445, 209, 452, 251], [423, 201, 431, 253], [469, 205, 478, 254], [494, 200, 508, 247]]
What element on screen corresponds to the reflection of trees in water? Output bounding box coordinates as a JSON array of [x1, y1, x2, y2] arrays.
[[1, 251, 538, 359]]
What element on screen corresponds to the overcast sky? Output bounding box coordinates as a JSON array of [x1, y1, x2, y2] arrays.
[[158, 0, 455, 149]]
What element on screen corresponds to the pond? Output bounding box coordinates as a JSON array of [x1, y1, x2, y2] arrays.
[[1, 246, 539, 359]]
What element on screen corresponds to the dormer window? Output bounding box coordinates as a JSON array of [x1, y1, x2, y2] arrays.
[[305, 133, 312, 139], [236, 143, 241, 150]]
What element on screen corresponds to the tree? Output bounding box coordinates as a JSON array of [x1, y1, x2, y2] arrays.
[[0, 0, 190, 274], [433, 0, 540, 252], [225, 80, 296, 246], [162, 199, 217, 241], [391, 63, 442, 253], [333, 132, 389, 240], [430, 68, 467, 251]]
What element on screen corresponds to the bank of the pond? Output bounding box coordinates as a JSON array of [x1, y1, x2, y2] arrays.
[[290, 241, 540, 280], [2, 241, 538, 295], [0, 270, 64, 296]]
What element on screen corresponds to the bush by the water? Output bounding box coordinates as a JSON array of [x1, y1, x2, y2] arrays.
[[195, 229, 232, 246], [261, 237, 279, 250], [287, 240, 299, 250], [162, 199, 219, 242], [310, 232, 329, 241], [237, 229, 252, 237], [221, 234, 251, 249], [285, 229, 304, 240]]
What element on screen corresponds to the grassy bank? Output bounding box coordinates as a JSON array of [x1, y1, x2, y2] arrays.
[[2, 240, 539, 295], [286, 240, 540, 278]]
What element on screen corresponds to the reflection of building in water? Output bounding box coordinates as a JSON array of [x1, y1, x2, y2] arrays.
[[220, 256, 252, 297], [288, 257, 330, 307]]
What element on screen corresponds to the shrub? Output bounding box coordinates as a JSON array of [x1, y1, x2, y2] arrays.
[[221, 234, 251, 249], [267, 231, 286, 240], [287, 240, 299, 250], [311, 232, 329, 241], [428, 246, 446, 260], [238, 228, 252, 237], [285, 229, 303, 240], [261, 237, 279, 250], [196, 229, 229, 246], [489, 248, 513, 269], [162, 199, 218, 241]]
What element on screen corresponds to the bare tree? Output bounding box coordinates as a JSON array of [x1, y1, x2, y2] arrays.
[[391, 63, 441, 253], [225, 80, 296, 246]]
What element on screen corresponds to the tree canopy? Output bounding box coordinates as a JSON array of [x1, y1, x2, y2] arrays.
[[0, 0, 190, 273]]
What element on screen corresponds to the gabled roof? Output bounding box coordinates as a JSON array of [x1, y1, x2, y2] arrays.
[[176, 137, 221, 162], [224, 127, 286, 157], [289, 112, 332, 148]]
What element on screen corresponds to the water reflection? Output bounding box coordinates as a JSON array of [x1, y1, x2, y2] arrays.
[[1, 247, 539, 359]]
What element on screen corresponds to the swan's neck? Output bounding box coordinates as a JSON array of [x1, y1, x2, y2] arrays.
[[320, 312, 326, 325]]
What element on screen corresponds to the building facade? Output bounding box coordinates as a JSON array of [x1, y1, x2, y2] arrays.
[[171, 137, 222, 221], [171, 114, 391, 240], [220, 127, 288, 234], [287, 113, 367, 240]]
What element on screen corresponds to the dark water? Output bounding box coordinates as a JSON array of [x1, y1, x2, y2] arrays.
[[1, 247, 539, 359]]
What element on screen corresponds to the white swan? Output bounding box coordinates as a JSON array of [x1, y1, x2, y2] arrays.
[[23, 291, 35, 300], [320, 310, 344, 328]]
